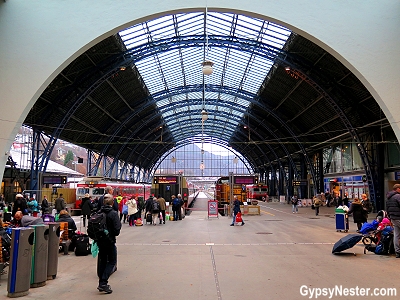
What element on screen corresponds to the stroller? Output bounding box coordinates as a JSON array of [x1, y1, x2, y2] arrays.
[[362, 212, 394, 255], [361, 210, 387, 245]]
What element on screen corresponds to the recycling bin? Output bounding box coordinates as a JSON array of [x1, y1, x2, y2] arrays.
[[30, 224, 49, 288], [335, 208, 349, 232], [46, 222, 60, 280], [7, 227, 35, 298]]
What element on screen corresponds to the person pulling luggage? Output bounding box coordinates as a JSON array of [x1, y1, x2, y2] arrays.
[[230, 196, 245, 226]]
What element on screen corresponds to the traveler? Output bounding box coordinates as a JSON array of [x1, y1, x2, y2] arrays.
[[96, 194, 121, 294], [331, 191, 341, 207], [347, 198, 367, 231], [41, 195, 49, 214], [313, 194, 323, 216], [27, 197, 39, 217], [97, 186, 118, 212], [126, 196, 138, 226], [361, 193, 372, 213], [171, 195, 179, 221], [157, 195, 166, 224], [291, 194, 299, 213], [151, 197, 160, 225], [81, 193, 93, 227], [11, 211, 44, 227], [342, 192, 349, 207], [386, 184, 400, 258], [58, 210, 77, 239], [325, 190, 332, 207], [176, 194, 184, 220], [145, 196, 153, 216], [0, 193, 5, 210], [55, 193, 66, 213], [230, 196, 244, 226], [12, 193, 28, 216], [116, 194, 122, 205], [118, 196, 128, 223]]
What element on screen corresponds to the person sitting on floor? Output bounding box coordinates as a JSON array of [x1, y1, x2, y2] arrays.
[[58, 210, 77, 239]]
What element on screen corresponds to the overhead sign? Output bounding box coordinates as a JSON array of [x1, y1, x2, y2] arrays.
[[234, 176, 256, 184], [154, 176, 178, 184], [43, 176, 67, 184], [293, 180, 308, 186]]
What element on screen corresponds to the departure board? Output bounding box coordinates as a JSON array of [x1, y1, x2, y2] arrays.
[[155, 176, 178, 184], [234, 176, 255, 184]]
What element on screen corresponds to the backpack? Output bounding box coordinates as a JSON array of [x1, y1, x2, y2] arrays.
[[152, 200, 160, 211], [87, 212, 109, 241], [172, 198, 180, 208]]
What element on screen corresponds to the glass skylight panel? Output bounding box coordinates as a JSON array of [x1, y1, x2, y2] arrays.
[[118, 12, 290, 143]]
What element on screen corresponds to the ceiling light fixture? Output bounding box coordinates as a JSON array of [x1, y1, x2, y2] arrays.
[[202, 5, 213, 76]]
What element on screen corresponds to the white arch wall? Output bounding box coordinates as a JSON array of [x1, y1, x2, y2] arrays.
[[0, 0, 399, 184]]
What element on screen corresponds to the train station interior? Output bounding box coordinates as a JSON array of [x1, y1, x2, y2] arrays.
[[0, 1, 399, 299]]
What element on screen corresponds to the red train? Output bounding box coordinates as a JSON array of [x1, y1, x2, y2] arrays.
[[246, 184, 269, 201], [75, 176, 151, 208]]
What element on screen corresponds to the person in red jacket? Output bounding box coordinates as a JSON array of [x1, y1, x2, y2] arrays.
[[118, 196, 128, 223]]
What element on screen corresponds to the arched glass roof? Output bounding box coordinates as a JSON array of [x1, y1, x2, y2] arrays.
[[23, 9, 390, 189], [119, 12, 291, 142]]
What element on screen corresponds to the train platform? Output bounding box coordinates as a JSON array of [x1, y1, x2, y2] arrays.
[[0, 193, 398, 299]]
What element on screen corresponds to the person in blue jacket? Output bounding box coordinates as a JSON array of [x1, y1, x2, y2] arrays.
[[230, 196, 245, 226]]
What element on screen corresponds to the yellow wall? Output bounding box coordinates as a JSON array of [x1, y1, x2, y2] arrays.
[[42, 188, 76, 205]]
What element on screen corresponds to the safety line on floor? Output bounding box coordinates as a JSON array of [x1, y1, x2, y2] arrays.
[[260, 209, 275, 216], [209, 245, 222, 300]]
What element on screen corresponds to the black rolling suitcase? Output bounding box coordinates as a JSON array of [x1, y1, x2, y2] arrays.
[[146, 212, 152, 224], [74, 234, 91, 256]]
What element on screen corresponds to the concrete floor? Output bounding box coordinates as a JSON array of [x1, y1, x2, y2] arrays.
[[1, 193, 398, 299]]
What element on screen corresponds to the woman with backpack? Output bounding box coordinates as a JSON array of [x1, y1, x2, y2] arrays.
[[151, 197, 160, 226]]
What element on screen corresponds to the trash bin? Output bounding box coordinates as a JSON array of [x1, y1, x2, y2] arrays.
[[335, 208, 349, 232], [7, 227, 35, 298], [46, 222, 60, 280], [30, 224, 49, 288]]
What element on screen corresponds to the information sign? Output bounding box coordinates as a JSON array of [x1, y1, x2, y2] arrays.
[[154, 176, 178, 184], [234, 176, 255, 184], [208, 200, 219, 218]]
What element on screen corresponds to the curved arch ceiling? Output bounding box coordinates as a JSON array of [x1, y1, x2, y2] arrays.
[[23, 10, 392, 180], [119, 12, 290, 143]]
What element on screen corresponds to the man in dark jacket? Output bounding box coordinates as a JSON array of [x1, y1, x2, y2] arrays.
[[386, 183, 400, 258], [54, 193, 66, 213], [145, 196, 154, 216], [41, 195, 49, 214], [12, 194, 28, 216], [230, 196, 245, 226], [97, 186, 119, 212], [80, 193, 93, 227], [97, 194, 121, 294]]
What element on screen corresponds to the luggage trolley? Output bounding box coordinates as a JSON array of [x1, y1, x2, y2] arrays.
[[335, 208, 349, 232]]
